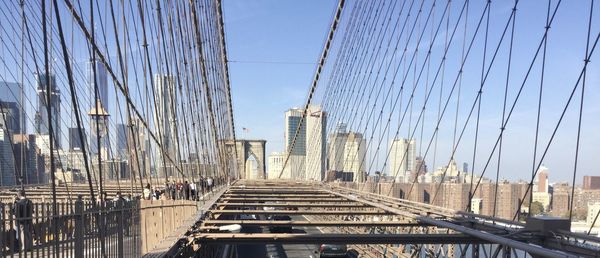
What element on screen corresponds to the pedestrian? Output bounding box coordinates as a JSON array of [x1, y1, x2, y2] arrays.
[[152, 187, 161, 200], [170, 182, 176, 200], [183, 181, 190, 200], [174, 181, 181, 200], [200, 176, 206, 194], [113, 192, 125, 203], [14, 190, 33, 251], [164, 180, 171, 199], [190, 181, 197, 200], [207, 177, 214, 192], [143, 183, 152, 200]]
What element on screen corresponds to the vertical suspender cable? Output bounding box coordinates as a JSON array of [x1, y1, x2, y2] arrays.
[[42, 0, 59, 256]]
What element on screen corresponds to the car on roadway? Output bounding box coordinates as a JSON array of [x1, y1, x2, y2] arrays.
[[317, 244, 348, 258], [269, 215, 293, 233], [238, 206, 258, 220]]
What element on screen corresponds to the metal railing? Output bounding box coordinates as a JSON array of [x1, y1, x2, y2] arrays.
[[1, 196, 142, 258]]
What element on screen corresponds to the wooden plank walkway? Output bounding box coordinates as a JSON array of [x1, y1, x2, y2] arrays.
[[142, 185, 228, 257]]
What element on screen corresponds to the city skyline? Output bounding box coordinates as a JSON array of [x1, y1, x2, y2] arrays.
[[0, 1, 597, 256], [0, 1, 595, 184], [225, 1, 599, 184]]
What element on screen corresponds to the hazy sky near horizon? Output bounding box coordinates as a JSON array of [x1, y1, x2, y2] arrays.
[[224, 0, 600, 184]]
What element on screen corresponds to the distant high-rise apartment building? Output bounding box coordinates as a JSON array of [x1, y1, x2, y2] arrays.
[[389, 138, 416, 182], [35, 73, 61, 148], [68, 127, 87, 151], [154, 74, 178, 177], [583, 176, 600, 190]]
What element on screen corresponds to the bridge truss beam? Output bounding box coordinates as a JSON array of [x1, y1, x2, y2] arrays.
[[173, 180, 600, 258]]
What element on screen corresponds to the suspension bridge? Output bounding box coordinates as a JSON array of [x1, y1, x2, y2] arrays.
[[0, 0, 599, 257]]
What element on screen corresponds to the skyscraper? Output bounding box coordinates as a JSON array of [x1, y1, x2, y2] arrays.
[[328, 126, 368, 182], [389, 138, 416, 182], [68, 127, 86, 151], [116, 123, 128, 159], [305, 105, 326, 181], [35, 73, 61, 148], [282, 108, 306, 179], [284, 108, 306, 155], [343, 132, 366, 182], [0, 102, 22, 134], [0, 81, 21, 103], [0, 81, 24, 134], [282, 106, 326, 181], [88, 60, 109, 108], [13, 134, 43, 185], [0, 128, 16, 186], [154, 74, 178, 177], [328, 123, 348, 172]]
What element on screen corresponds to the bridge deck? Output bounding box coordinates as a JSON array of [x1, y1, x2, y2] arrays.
[[160, 180, 600, 258]]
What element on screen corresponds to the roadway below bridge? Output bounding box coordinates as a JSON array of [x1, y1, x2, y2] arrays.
[[235, 215, 323, 258]]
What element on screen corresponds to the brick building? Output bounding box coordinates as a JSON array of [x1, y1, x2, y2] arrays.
[[583, 176, 600, 190]]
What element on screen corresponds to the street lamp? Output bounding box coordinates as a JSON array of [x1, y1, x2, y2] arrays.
[[88, 99, 109, 196], [88, 99, 109, 140]]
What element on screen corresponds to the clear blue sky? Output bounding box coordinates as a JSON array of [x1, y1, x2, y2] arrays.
[[224, 0, 600, 184], [224, 0, 338, 154], [0, 0, 597, 184]]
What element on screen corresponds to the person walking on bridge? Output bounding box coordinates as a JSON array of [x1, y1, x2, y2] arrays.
[[143, 183, 152, 200], [190, 181, 197, 200], [183, 181, 190, 200], [207, 177, 214, 192], [14, 190, 33, 251]]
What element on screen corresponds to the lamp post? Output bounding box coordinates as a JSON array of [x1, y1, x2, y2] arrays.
[[88, 99, 109, 196]]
